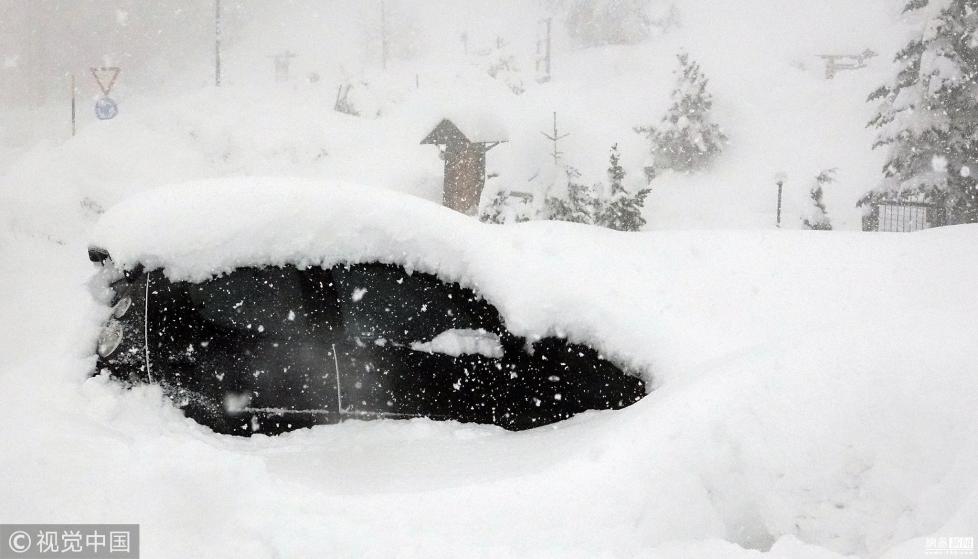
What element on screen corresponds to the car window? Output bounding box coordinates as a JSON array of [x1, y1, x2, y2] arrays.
[[332, 263, 504, 345], [148, 266, 345, 416]]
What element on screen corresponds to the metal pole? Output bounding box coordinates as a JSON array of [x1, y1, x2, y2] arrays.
[[215, 0, 222, 86], [544, 17, 552, 79], [776, 180, 784, 228], [380, 0, 388, 70], [69, 73, 76, 137]]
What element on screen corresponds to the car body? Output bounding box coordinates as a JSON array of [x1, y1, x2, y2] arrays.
[[89, 181, 646, 436]]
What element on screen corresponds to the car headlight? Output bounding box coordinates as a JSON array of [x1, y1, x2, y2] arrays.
[[112, 296, 132, 318], [97, 319, 124, 357]]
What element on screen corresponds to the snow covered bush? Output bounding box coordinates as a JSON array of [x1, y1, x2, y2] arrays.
[[544, 145, 651, 231], [484, 39, 526, 95], [802, 169, 834, 231], [635, 52, 727, 173], [480, 190, 534, 224], [860, 0, 978, 225], [597, 144, 652, 231], [544, 165, 600, 225]]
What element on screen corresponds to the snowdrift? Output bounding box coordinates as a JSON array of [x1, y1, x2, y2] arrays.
[[0, 178, 973, 557]]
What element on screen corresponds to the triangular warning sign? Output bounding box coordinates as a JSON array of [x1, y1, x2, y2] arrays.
[[90, 67, 120, 96]]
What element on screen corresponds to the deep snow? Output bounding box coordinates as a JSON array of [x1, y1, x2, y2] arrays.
[[2, 1, 977, 556], [2, 181, 977, 556], [0, 0, 926, 240]]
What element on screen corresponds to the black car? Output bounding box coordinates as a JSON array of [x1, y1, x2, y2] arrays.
[[91, 248, 645, 436]]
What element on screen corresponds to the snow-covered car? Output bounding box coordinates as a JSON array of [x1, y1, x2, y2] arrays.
[[89, 179, 646, 435]]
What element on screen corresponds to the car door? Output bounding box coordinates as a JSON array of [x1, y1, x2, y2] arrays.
[[331, 263, 510, 424], [147, 266, 345, 433]]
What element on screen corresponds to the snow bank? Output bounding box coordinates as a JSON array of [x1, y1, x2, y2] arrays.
[[4, 207, 978, 556], [2, 1, 977, 555]]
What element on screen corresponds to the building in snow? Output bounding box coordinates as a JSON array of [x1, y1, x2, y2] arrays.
[[421, 116, 505, 214]]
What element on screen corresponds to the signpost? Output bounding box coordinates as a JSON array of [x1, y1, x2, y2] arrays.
[[94, 97, 118, 120], [90, 66, 120, 120]]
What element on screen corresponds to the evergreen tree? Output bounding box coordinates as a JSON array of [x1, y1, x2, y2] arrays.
[[860, 0, 978, 225], [544, 166, 600, 224], [802, 169, 835, 231], [635, 52, 727, 172], [543, 147, 652, 231], [597, 144, 652, 231]]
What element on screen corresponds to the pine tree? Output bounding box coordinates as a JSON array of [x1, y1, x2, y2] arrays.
[[544, 166, 600, 224], [860, 0, 978, 225], [544, 147, 652, 231], [635, 52, 727, 172], [597, 144, 652, 231], [802, 169, 834, 231]]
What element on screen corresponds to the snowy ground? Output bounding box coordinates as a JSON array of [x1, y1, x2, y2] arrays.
[[2, 1, 977, 556], [1, 182, 976, 556]]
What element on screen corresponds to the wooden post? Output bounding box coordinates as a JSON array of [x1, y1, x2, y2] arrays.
[[537, 18, 552, 82], [543, 18, 552, 79], [215, 0, 222, 86]]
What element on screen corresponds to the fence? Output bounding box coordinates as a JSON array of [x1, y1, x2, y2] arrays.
[[863, 202, 943, 232]]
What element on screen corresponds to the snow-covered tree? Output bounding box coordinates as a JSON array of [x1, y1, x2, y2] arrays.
[[480, 190, 534, 224], [802, 169, 835, 231], [484, 39, 526, 95], [635, 52, 727, 173], [544, 166, 600, 224], [860, 0, 978, 225], [544, 146, 651, 231], [564, 0, 652, 47], [597, 144, 652, 231]]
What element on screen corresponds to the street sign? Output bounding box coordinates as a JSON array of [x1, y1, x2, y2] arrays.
[[95, 97, 118, 120], [90, 66, 121, 121], [90, 66, 120, 96]]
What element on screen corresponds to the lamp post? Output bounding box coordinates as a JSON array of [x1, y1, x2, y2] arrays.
[[774, 172, 787, 228]]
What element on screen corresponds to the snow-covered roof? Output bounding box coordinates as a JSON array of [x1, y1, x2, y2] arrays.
[[421, 111, 508, 144]]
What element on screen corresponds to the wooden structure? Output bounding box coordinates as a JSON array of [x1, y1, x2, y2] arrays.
[[270, 50, 296, 82], [422, 118, 504, 214], [818, 49, 877, 79]]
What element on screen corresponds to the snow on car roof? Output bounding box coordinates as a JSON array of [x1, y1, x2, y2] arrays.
[[90, 178, 978, 389], [91, 177, 653, 376]]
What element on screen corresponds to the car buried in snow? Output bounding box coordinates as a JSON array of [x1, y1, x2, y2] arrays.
[[88, 179, 647, 436]]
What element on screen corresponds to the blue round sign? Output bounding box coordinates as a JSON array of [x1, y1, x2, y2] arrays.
[[94, 97, 118, 120]]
